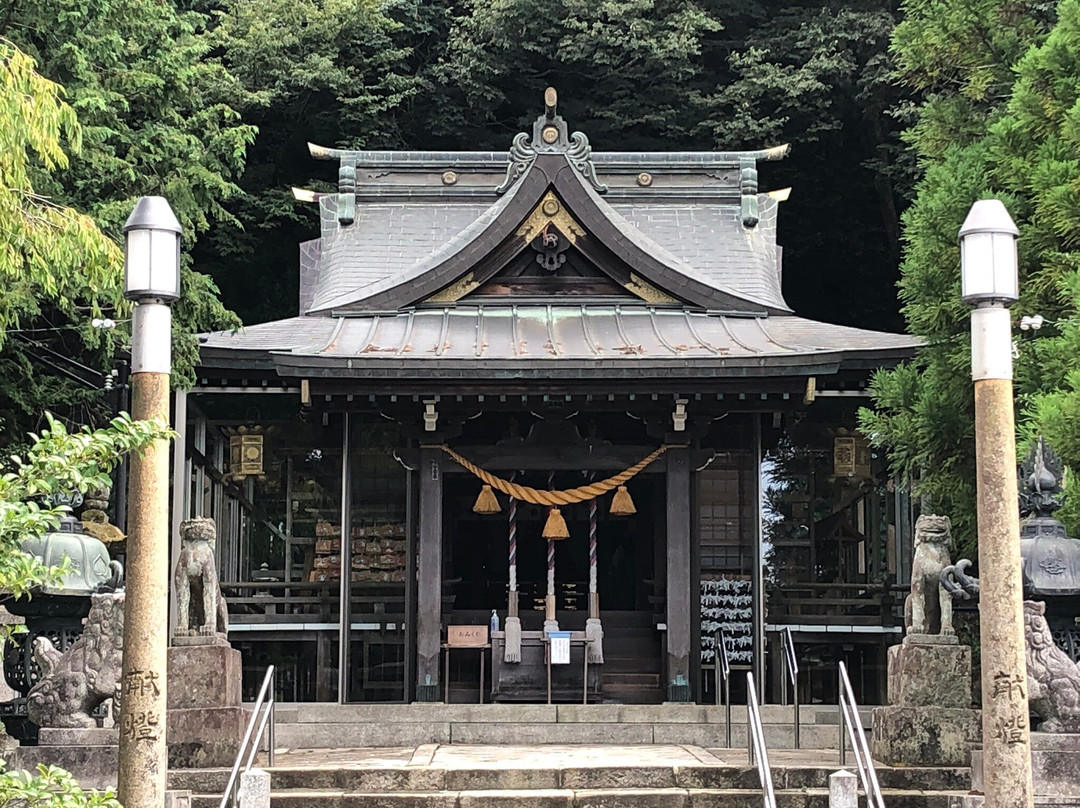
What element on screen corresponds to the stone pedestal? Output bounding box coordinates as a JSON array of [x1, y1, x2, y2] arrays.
[[8, 728, 119, 790], [971, 732, 1080, 803], [887, 635, 972, 707], [871, 634, 981, 766], [871, 704, 982, 767], [167, 639, 245, 768]]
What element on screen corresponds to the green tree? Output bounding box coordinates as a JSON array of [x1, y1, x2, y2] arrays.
[[860, 0, 1059, 554], [0, 39, 129, 443], [0, 40, 120, 345], [0, 413, 166, 596], [0, 763, 121, 808], [695, 1, 913, 329], [0, 411, 165, 803], [993, 0, 1080, 528], [0, 0, 253, 437], [192, 0, 420, 324], [439, 0, 722, 149]]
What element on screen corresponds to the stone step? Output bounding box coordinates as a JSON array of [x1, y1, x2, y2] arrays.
[[271, 703, 868, 726], [269, 720, 858, 749], [169, 763, 967, 794], [190, 787, 962, 808]]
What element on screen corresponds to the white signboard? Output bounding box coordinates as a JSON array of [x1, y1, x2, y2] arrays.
[[550, 631, 571, 665]]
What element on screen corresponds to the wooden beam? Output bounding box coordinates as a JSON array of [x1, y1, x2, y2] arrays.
[[665, 447, 692, 701], [398, 445, 714, 472], [415, 448, 444, 701]]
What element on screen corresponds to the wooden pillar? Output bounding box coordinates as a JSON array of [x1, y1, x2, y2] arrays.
[[416, 447, 443, 701], [752, 415, 766, 702], [168, 388, 187, 637], [316, 629, 335, 701], [666, 447, 692, 701]]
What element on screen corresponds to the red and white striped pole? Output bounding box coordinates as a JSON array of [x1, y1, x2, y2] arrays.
[[504, 486, 522, 662], [544, 471, 559, 633]]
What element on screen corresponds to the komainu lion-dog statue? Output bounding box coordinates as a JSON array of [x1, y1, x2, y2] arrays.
[[905, 513, 955, 636], [27, 592, 124, 728], [1025, 600, 1080, 732], [174, 517, 229, 638]]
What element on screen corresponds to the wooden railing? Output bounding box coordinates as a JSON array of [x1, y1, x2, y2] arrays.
[[766, 582, 905, 626], [222, 581, 406, 624]]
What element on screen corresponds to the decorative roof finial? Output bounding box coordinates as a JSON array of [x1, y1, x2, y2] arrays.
[[1019, 436, 1065, 518], [545, 87, 558, 119], [494, 89, 607, 195]]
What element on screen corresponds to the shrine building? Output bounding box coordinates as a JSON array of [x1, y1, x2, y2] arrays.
[[184, 92, 918, 707]]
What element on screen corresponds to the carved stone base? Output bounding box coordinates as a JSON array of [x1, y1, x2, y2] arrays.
[[171, 633, 229, 648], [38, 727, 117, 746], [167, 643, 241, 710], [168, 705, 246, 768], [167, 643, 244, 768], [871, 705, 981, 767], [903, 632, 958, 646], [888, 639, 971, 708], [972, 732, 1080, 800], [8, 727, 119, 790]]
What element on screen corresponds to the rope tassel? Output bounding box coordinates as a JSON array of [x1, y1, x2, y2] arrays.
[[609, 485, 636, 516], [542, 506, 570, 540], [473, 484, 501, 514]]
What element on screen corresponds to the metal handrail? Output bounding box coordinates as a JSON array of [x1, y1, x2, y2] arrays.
[[746, 672, 777, 808], [780, 627, 800, 749], [219, 665, 276, 808], [838, 661, 885, 808], [716, 628, 732, 747]]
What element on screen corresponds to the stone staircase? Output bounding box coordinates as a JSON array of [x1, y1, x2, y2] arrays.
[[265, 703, 864, 749], [170, 744, 973, 807], [166, 705, 977, 807]]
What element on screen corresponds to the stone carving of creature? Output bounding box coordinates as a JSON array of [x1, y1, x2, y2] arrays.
[[1025, 600, 1080, 732], [26, 592, 124, 728], [32, 636, 63, 678], [174, 517, 228, 638], [906, 514, 955, 636]]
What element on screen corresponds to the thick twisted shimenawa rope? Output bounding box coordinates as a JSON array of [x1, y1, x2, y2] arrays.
[[437, 444, 678, 506]]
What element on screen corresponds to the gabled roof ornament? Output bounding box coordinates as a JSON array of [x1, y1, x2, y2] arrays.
[[494, 133, 536, 195], [567, 133, 608, 194], [495, 88, 608, 195]]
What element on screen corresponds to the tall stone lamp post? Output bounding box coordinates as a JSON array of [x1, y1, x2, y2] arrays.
[[960, 199, 1034, 808], [117, 196, 181, 808]]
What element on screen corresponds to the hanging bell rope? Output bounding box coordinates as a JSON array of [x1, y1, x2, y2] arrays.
[[439, 444, 677, 506]]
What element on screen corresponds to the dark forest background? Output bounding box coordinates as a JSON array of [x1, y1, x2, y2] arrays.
[[185, 0, 912, 332]]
